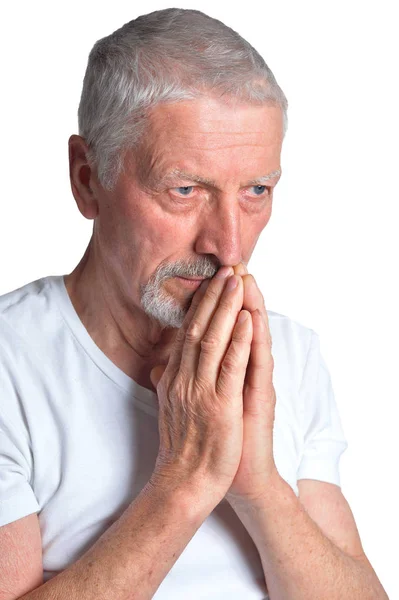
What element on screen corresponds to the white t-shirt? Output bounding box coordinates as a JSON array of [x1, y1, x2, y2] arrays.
[[0, 275, 348, 598]]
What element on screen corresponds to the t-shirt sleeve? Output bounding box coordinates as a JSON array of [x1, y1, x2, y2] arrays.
[[0, 347, 40, 527], [296, 330, 348, 487], [0, 418, 40, 526]]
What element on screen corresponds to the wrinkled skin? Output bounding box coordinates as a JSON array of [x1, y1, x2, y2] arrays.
[[66, 94, 283, 504], [65, 95, 283, 392]]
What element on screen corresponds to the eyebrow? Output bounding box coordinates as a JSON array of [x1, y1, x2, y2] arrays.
[[160, 167, 282, 187], [246, 170, 282, 185]]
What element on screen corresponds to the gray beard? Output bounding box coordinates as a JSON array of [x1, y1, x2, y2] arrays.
[[140, 256, 218, 328]]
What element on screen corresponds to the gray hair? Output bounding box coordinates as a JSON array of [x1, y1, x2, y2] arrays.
[[78, 8, 289, 191]]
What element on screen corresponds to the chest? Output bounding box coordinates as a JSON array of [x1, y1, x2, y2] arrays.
[[34, 386, 301, 592]]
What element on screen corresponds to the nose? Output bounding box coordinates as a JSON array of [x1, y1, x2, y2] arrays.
[[194, 197, 242, 267]]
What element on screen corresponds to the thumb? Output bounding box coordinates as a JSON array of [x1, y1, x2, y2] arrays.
[[150, 364, 167, 391]]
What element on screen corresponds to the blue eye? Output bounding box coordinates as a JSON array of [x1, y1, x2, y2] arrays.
[[251, 185, 267, 196], [175, 186, 194, 196]]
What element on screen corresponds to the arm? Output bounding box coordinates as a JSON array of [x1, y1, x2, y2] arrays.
[[227, 264, 388, 599], [20, 268, 252, 600], [19, 483, 212, 600], [228, 473, 389, 600]]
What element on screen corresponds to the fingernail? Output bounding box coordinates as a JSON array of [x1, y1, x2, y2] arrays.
[[226, 275, 238, 291], [215, 266, 233, 279]]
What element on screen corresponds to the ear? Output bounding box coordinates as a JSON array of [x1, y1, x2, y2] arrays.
[[68, 135, 99, 220]]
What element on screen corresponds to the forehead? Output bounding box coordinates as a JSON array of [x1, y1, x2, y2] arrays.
[[145, 96, 283, 147], [134, 96, 283, 184]]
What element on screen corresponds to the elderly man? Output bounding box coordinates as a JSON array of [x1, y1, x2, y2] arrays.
[[0, 8, 387, 600]]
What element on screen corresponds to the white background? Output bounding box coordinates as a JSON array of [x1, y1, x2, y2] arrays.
[[1, 0, 398, 596]]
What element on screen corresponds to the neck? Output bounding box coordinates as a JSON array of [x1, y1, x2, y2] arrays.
[[63, 238, 177, 392]]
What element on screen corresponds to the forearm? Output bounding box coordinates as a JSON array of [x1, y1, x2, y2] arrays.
[[20, 483, 212, 600], [229, 476, 388, 600]]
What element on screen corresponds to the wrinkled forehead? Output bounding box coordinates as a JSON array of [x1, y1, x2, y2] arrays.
[[146, 96, 283, 140], [132, 97, 283, 184]]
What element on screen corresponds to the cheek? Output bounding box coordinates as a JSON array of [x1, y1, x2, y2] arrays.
[[255, 200, 273, 234], [259, 203, 273, 231], [243, 204, 272, 255], [117, 201, 194, 281]]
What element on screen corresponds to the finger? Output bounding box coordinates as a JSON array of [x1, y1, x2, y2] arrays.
[[150, 364, 167, 391], [196, 275, 245, 383], [165, 277, 211, 375], [180, 274, 243, 380], [166, 266, 233, 375], [216, 309, 253, 399], [241, 274, 264, 313], [233, 262, 248, 276], [245, 309, 273, 393], [241, 275, 272, 346]]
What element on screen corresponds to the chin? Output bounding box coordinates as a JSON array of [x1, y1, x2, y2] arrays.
[[141, 288, 191, 329]]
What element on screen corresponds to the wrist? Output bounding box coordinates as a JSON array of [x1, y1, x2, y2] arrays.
[[142, 477, 222, 526], [225, 470, 289, 513]]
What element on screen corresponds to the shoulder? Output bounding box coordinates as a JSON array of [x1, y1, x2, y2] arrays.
[[0, 276, 65, 416], [0, 276, 70, 441], [0, 276, 62, 355], [267, 308, 315, 344], [0, 275, 53, 323], [267, 308, 316, 387]]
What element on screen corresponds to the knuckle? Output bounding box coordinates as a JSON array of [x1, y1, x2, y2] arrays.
[[200, 334, 219, 354], [221, 346, 243, 373], [232, 327, 252, 344], [185, 319, 202, 343], [218, 297, 235, 315], [174, 327, 187, 345], [220, 357, 236, 375], [216, 361, 244, 397], [219, 337, 251, 376]]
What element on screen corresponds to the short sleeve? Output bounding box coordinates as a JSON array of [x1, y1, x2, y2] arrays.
[[0, 348, 40, 527], [0, 419, 40, 526], [297, 331, 348, 487]]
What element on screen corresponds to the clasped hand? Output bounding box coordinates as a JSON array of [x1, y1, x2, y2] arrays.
[[150, 264, 279, 510]]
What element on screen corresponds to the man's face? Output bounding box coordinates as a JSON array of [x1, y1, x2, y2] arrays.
[[92, 96, 283, 328]]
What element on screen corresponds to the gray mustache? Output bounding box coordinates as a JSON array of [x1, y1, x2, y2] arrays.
[[156, 259, 219, 281]]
